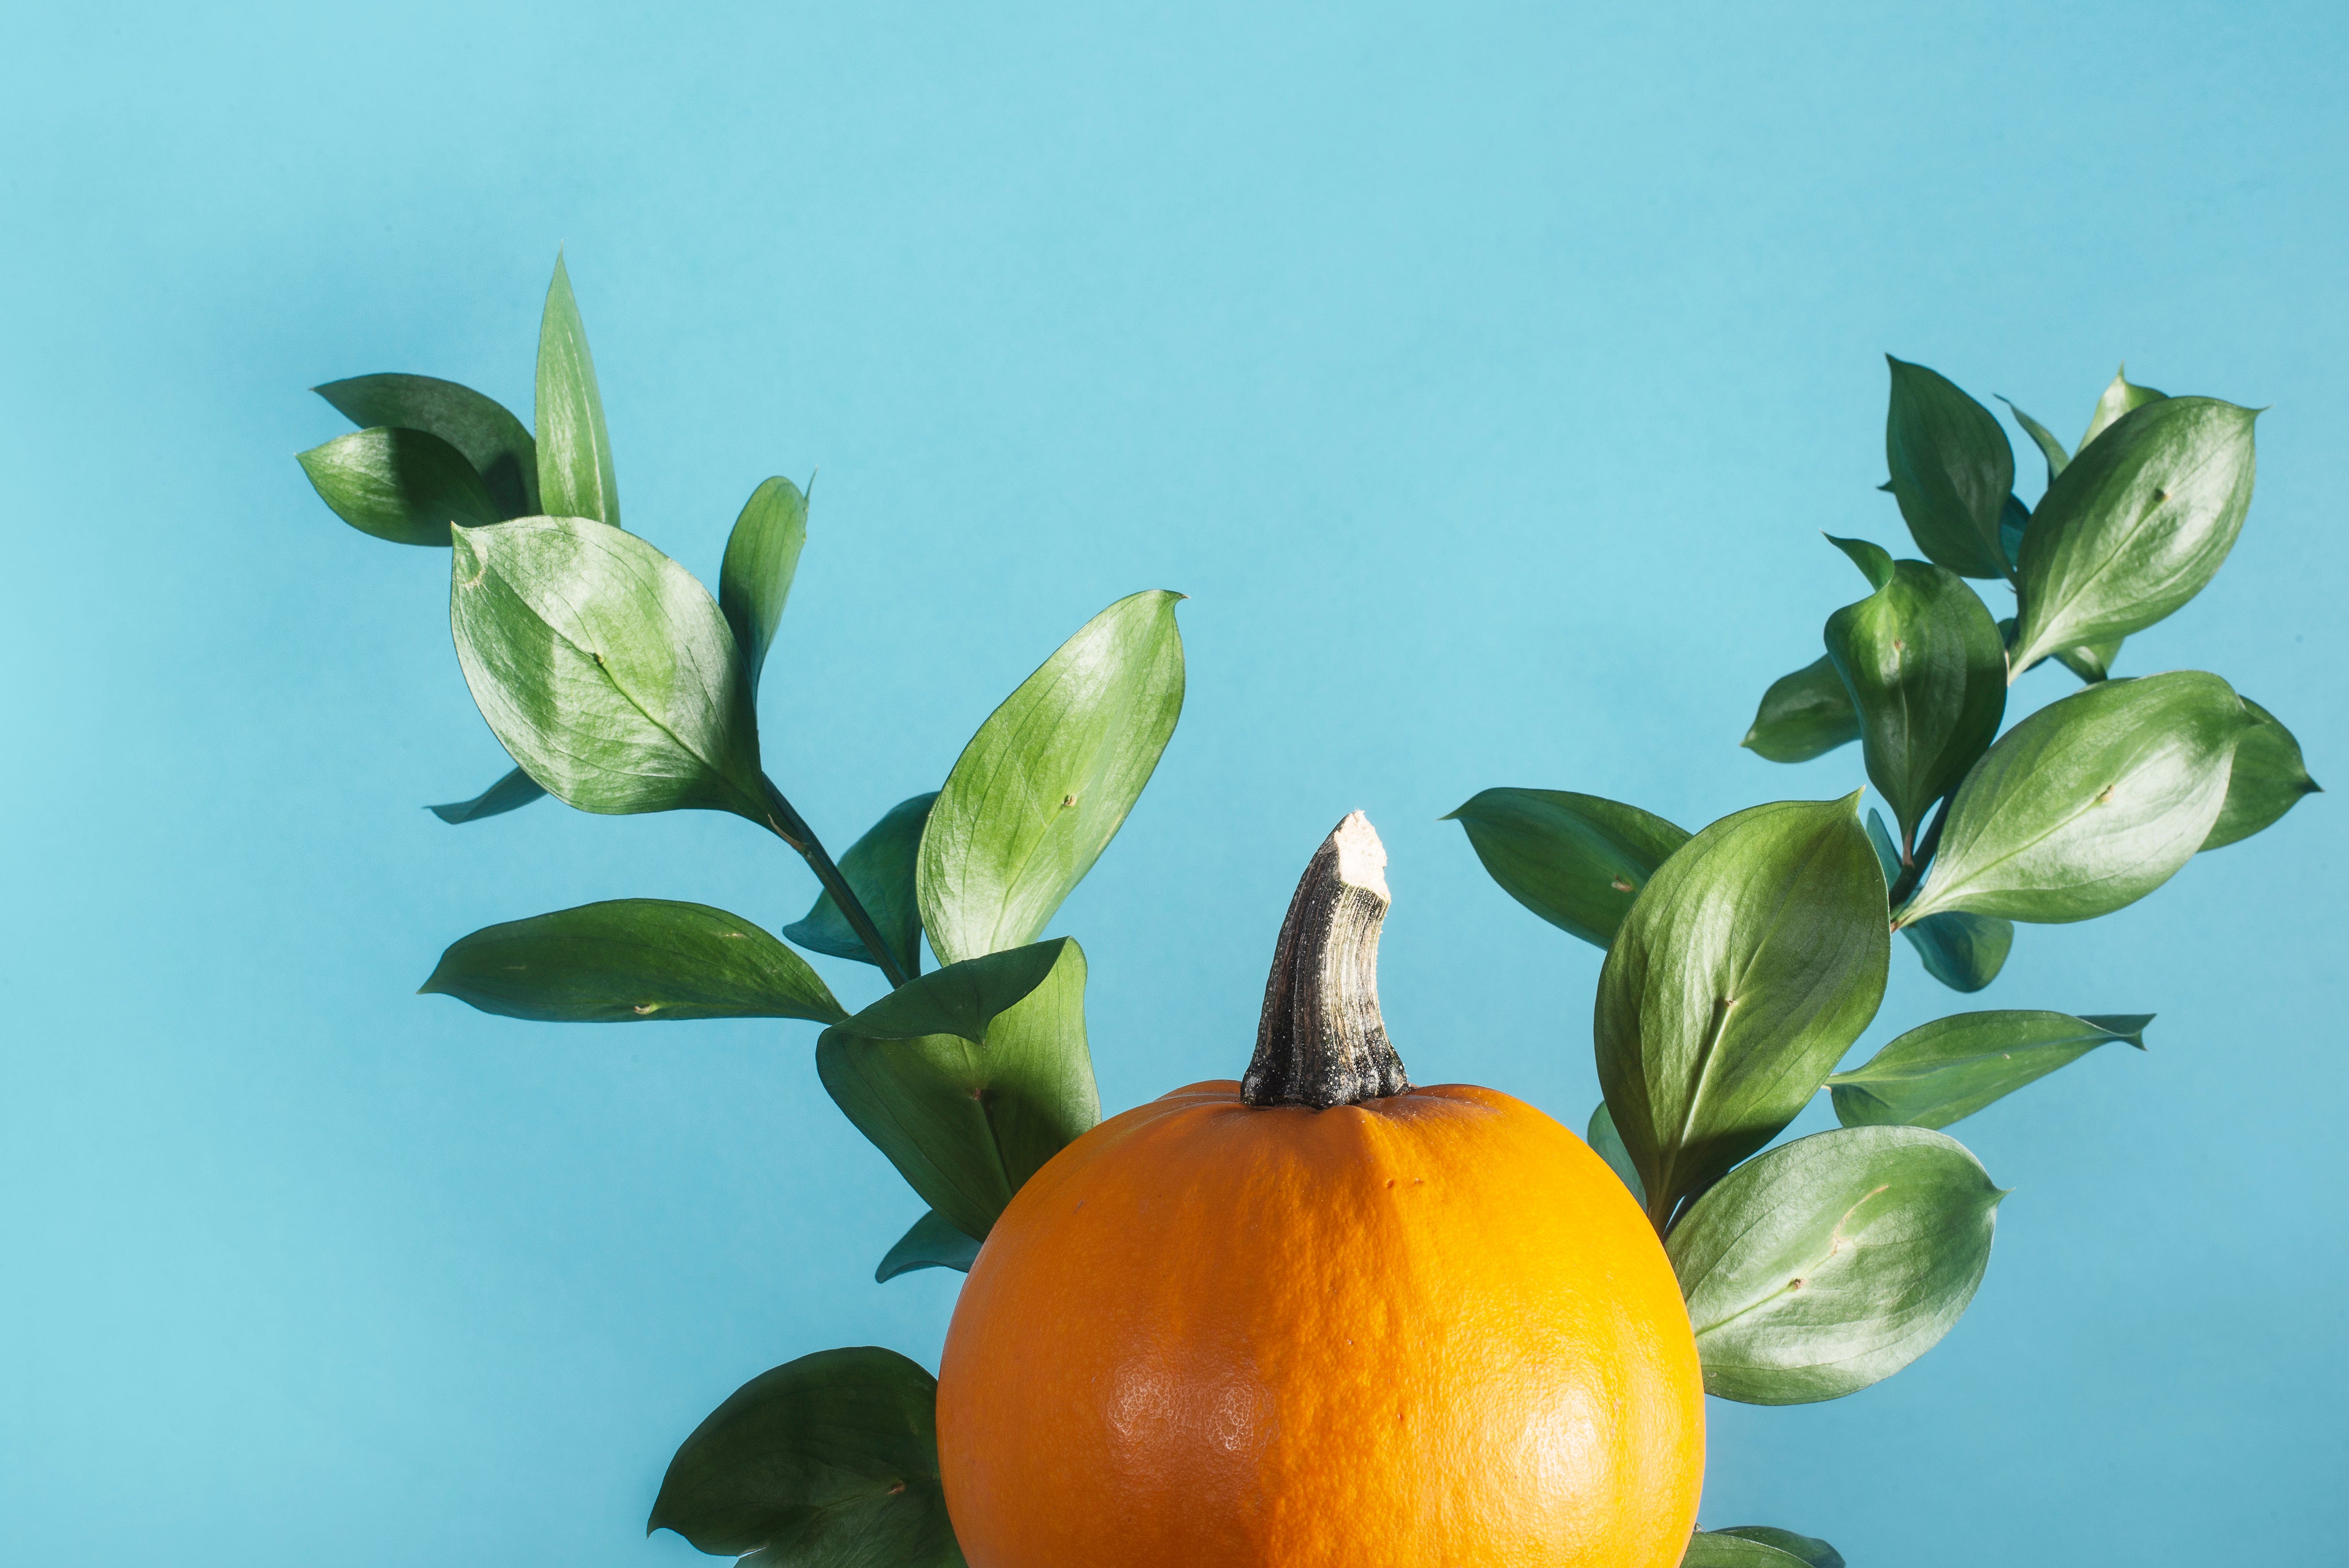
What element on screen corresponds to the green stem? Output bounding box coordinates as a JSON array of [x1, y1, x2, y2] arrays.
[[1887, 794, 1953, 917], [757, 774, 914, 989]]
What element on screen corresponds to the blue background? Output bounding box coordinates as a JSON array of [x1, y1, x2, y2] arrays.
[[3, 3, 2342, 1562]]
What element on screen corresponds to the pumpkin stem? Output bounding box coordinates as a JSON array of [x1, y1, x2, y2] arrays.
[[1242, 812, 1412, 1109]]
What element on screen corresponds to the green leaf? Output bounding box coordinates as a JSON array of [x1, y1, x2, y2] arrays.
[[2009, 397, 2258, 674], [1866, 809, 2014, 992], [1830, 1010, 2149, 1130], [1597, 796, 1890, 1228], [534, 254, 619, 528], [1742, 656, 1862, 764], [876, 1210, 982, 1283], [1585, 1102, 1647, 1208], [1823, 557, 2007, 849], [426, 765, 549, 825], [1824, 533, 1894, 590], [2053, 635, 2121, 683], [448, 516, 768, 822], [296, 427, 503, 546], [2080, 365, 2167, 451], [828, 939, 1064, 1047], [818, 938, 1096, 1240], [787, 793, 938, 976], [1711, 1527, 1845, 1568], [314, 373, 538, 517], [720, 476, 808, 694], [918, 591, 1185, 966], [1899, 671, 2254, 926], [1669, 1125, 2003, 1405], [649, 1347, 961, 1567], [1999, 493, 2030, 574], [1683, 1534, 1817, 1567], [1999, 396, 2070, 486], [1884, 356, 2015, 579], [419, 899, 845, 1024], [2202, 697, 2321, 850], [1445, 788, 1691, 949]]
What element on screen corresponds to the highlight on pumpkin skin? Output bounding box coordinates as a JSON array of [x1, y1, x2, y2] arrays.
[[934, 812, 1707, 1568]]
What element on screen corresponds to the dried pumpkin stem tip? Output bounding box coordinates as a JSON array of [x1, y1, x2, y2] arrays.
[[1242, 811, 1412, 1109]]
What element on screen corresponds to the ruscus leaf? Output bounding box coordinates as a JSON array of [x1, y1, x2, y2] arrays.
[[297, 427, 502, 545], [876, 1210, 982, 1283], [2202, 697, 2320, 850], [1597, 795, 1890, 1229], [1999, 396, 2070, 487], [1824, 533, 1894, 590], [314, 373, 538, 517], [1883, 356, 2015, 579], [1898, 671, 2254, 926], [1682, 1533, 1817, 1567], [649, 1347, 960, 1566], [535, 254, 620, 528], [1867, 808, 2014, 992], [427, 765, 549, 824], [2079, 365, 2167, 451], [1446, 788, 1691, 949], [1668, 1124, 2003, 1404], [1711, 1527, 1845, 1568], [1829, 1010, 2149, 1130], [828, 939, 1066, 1046], [720, 475, 808, 693], [787, 793, 939, 976], [420, 899, 845, 1024], [1586, 1102, 1648, 1208], [918, 591, 1184, 966], [1742, 656, 1861, 764]]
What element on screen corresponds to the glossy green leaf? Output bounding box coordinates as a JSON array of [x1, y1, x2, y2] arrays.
[[918, 591, 1184, 965], [649, 1347, 961, 1566], [829, 939, 1064, 1046], [420, 899, 845, 1024], [1899, 671, 2254, 926], [534, 255, 619, 528], [296, 427, 503, 546], [1586, 1102, 1647, 1208], [448, 516, 768, 822], [1824, 533, 1894, 590], [426, 765, 548, 824], [1445, 788, 1691, 949], [2053, 636, 2121, 683], [2203, 697, 2321, 850], [1682, 1534, 1815, 1568], [787, 793, 938, 976], [818, 938, 1096, 1240], [314, 373, 538, 517], [1884, 356, 2015, 579], [1742, 656, 1862, 764], [1824, 556, 2007, 849], [2080, 366, 2167, 451], [720, 476, 807, 693], [1669, 1125, 2003, 1405], [2010, 397, 2257, 674], [2000, 396, 2070, 486], [876, 1210, 982, 1283], [1829, 1010, 2148, 1130], [1866, 809, 2013, 993], [1597, 797, 1890, 1228], [1710, 1528, 1845, 1568]]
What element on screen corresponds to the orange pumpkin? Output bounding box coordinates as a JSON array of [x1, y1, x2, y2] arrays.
[[937, 813, 1704, 1568]]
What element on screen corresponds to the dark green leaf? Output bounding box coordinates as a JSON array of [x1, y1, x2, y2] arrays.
[[296, 427, 503, 546], [420, 899, 845, 1024], [1742, 656, 1861, 764], [2203, 697, 2321, 850], [2053, 636, 2121, 683], [1824, 557, 2007, 849], [1709, 1528, 1846, 1568], [534, 254, 619, 528], [1669, 1125, 2003, 1404], [649, 1347, 961, 1566], [1597, 796, 1890, 1228], [720, 476, 807, 693], [1884, 356, 2015, 579], [427, 765, 549, 824], [1585, 1102, 1647, 1207], [876, 1210, 982, 1283], [2080, 366, 2167, 451], [1445, 788, 1691, 949], [1683, 1534, 1815, 1567], [829, 939, 1064, 1046], [2010, 397, 2257, 673], [1899, 671, 2254, 925], [1999, 493, 2030, 574], [1999, 396, 2070, 486], [1824, 533, 1894, 590], [1867, 808, 2014, 992], [787, 793, 938, 976], [818, 938, 1095, 1240], [1830, 1010, 2148, 1130], [448, 517, 767, 822], [314, 373, 538, 517], [918, 591, 1184, 965]]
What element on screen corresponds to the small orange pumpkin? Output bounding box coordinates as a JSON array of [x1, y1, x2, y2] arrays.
[[938, 813, 1704, 1568]]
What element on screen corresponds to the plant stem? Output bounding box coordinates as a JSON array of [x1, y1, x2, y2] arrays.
[[1886, 794, 1953, 917], [757, 774, 914, 989]]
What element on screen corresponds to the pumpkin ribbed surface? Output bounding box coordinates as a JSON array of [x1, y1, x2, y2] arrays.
[[937, 1079, 1704, 1567]]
